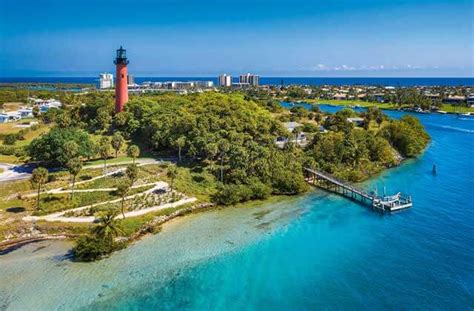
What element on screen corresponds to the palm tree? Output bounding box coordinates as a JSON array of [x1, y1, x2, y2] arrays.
[[92, 210, 122, 240], [174, 136, 186, 162], [166, 164, 178, 192], [125, 164, 138, 185], [116, 181, 131, 219], [30, 167, 49, 211], [111, 132, 125, 158], [127, 145, 140, 164], [98, 136, 111, 174], [67, 157, 82, 201]]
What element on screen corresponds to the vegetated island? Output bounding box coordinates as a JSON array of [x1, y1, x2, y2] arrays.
[[0, 90, 429, 261]]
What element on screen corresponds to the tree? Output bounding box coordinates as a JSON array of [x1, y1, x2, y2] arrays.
[[28, 127, 94, 166], [125, 164, 138, 185], [32, 106, 40, 118], [98, 136, 112, 174], [111, 132, 125, 158], [174, 136, 186, 162], [115, 181, 131, 219], [63, 141, 79, 162], [127, 145, 140, 164], [67, 157, 82, 201], [56, 111, 72, 128], [30, 167, 48, 211], [166, 164, 178, 192], [92, 210, 122, 240], [95, 108, 112, 133], [218, 140, 230, 183]]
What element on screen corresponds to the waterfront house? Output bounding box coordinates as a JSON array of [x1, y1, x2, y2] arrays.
[[443, 95, 466, 104], [0, 114, 9, 123], [18, 108, 33, 118], [276, 122, 307, 148], [282, 122, 302, 133], [347, 117, 364, 126], [373, 93, 385, 103], [467, 94, 474, 107], [0, 112, 21, 123]]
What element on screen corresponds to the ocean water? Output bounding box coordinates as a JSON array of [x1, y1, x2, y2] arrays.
[[1, 77, 473, 87], [0, 110, 473, 310]]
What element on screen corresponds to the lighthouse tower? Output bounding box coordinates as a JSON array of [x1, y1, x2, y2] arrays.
[[114, 46, 129, 113]]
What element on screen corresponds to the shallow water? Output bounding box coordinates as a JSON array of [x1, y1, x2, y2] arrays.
[[1, 111, 473, 310]]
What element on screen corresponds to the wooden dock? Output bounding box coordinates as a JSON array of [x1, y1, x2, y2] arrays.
[[304, 167, 412, 213]]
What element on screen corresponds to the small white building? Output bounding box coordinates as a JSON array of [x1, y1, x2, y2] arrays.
[[282, 122, 302, 133]]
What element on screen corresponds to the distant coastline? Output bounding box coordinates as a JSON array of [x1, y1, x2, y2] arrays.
[[1, 77, 473, 87]]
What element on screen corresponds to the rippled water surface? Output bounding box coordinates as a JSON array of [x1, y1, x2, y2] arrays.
[[1, 110, 473, 310]]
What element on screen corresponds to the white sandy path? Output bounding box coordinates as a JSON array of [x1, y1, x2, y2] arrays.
[[22, 182, 159, 198], [23, 181, 169, 222], [0, 158, 165, 183], [0, 163, 31, 182]]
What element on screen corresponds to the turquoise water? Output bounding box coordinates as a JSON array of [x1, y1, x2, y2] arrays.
[[1, 110, 473, 310]]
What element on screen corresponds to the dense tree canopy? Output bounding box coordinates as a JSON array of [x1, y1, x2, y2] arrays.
[[28, 127, 95, 165], [123, 93, 308, 203]]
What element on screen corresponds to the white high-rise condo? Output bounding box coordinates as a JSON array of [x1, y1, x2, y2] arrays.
[[218, 74, 232, 87], [239, 73, 259, 86], [98, 73, 114, 89]]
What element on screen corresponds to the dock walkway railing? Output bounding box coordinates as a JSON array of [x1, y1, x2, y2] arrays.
[[304, 167, 412, 212]]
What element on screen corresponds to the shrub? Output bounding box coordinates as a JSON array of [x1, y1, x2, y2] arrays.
[[3, 133, 18, 145], [72, 235, 114, 262]]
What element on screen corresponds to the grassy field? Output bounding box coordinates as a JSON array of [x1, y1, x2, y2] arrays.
[[312, 99, 398, 110], [83, 156, 149, 167], [164, 163, 218, 202]]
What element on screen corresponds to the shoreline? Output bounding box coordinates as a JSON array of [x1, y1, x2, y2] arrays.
[[288, 99, 474, 115], [0, 143, 418, 257], [0, 195, 303, 257]]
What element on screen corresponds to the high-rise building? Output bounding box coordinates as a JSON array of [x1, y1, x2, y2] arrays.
[[114, 46, 129, 113], [239, 73, 259, 86], [98, 73, 114, 89], [127, 73, 135, 86], [218, 74, 232, 87]]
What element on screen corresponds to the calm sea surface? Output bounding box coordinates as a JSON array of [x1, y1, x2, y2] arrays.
[[0, 107, 473, 310], [1, 77, 473, 86]]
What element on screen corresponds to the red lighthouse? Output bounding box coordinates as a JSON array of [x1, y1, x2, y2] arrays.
[[114, 46, 129, 113]]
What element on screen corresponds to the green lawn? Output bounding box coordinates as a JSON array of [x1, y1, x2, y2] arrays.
[[310, 99, 474, 114], [439, 104, 474, 113], [83, 156, 154, 167], [75, 164, 165, 190]]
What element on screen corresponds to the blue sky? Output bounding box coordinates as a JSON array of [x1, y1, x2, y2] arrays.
[[0, 0, 472, 77]]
